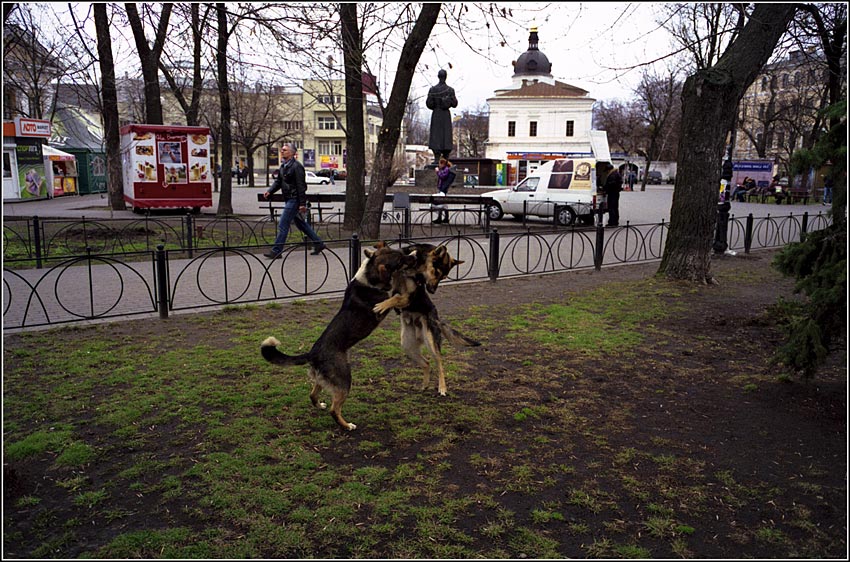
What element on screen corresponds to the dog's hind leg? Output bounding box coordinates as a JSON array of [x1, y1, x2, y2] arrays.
[[422, 314, 447, 396], [402, 317, 431, 391], [329, 389, 356, 431], [309, 382, 326, 410]]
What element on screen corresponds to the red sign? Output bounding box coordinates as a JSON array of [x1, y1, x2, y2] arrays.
[[15, 118, 51, 138]]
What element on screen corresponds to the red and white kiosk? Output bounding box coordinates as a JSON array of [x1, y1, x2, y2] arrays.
[[120, 124, 213, 212]]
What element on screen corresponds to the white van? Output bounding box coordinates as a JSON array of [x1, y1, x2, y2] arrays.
[[483, 157, 611, 226]]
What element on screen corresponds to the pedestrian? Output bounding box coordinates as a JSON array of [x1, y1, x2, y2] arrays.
[[627, 167, 636, 191], [262, 143, 326, 258], [433, 158, 455, 224], [822, 175, 833, 204], [602, 162, 623, 227]]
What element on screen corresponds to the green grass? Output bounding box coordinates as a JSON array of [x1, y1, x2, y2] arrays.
[[2, 268, 844, 559]]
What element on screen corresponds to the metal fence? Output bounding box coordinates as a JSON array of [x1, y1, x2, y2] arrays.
[[2, 210, 832, 331]]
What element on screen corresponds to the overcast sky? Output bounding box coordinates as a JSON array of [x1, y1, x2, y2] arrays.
[[408, 2, 676, 113]]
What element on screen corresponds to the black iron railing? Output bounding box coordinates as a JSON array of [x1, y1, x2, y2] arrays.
[[2, 211, 832, 330]]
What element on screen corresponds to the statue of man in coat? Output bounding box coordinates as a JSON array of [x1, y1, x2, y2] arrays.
[[426, 69, 458, 165]]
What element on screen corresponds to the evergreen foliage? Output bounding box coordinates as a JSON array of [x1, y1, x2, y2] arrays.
[[772, 101, 846, 378]]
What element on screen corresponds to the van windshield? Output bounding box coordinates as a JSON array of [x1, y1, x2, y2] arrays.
[[515, 177, 539, 192]]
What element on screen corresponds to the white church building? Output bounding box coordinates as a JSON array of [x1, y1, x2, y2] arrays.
[[485, 28, 609, 185]]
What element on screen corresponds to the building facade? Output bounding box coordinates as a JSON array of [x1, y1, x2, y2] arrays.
[[484, 28, 600, 185]]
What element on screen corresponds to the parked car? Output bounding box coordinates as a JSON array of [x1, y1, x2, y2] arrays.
[[646, 171, 663, 184], [315, 169, 347, 181], [305, 170, 330, 185]]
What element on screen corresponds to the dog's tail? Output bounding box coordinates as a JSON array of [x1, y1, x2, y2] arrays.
[[261, 337, 311, 366], [440, 323, 481, 347]]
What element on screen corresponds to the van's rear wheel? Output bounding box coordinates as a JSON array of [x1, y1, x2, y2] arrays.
[[556, 206, 577, 226]]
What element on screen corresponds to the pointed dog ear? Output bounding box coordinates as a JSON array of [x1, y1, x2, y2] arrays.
[[374, 241, 386, 249], [364, 248, 376, 258], [435, 245, 448, 258], [404, 254, 417, 266], [451, 258, 464, 268]]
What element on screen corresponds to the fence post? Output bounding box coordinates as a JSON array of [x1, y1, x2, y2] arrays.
[[744, 213, 754, 254], [594, 221, 605, 270], [155, 244, 169, 319], [32, 216, 43, 269], [349, 234, 361, 279], [488, 228, 500, 282], [186, 213, 194, 258], [800, 211, 809, 242]]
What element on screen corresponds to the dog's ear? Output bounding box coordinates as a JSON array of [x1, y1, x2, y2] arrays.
[[364, 248, 376, 258], [403, 254, 417, 267], [434, 245, 448, 258], [451, 258, 464, 268], [374, 241, 386, 250]]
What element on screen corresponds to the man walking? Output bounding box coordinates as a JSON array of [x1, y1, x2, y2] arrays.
[[262, 143, 326, 258]]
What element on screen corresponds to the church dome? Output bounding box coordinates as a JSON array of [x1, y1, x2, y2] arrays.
[[512, 28, 552, 78]]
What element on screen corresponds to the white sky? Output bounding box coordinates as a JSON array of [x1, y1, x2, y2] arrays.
[[407, 2, 677, 112]]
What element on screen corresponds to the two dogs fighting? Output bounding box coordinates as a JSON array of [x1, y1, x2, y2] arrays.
[[260, 242, 479, 431]]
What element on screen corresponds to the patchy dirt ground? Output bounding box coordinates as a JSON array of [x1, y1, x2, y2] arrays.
[[3, 250, 846, 558]]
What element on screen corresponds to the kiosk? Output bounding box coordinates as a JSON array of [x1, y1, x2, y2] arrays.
[[120, 123, 213, 212], [43, 145, 78, 197], [3, 118, 52, 201]]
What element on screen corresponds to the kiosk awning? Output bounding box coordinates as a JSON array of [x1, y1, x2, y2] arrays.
[[42, 145, 76, 161]]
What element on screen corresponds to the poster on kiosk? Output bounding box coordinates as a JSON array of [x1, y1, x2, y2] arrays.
[[120, 124, 213, 212]]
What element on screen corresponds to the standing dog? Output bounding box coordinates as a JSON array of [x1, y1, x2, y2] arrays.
[[261, 243, 416, 431], [373, 243, 480, 396]]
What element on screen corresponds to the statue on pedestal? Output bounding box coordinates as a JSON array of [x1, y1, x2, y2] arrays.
[[426, 69, 458, 166]]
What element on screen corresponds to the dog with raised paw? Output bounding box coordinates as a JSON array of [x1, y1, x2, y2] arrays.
[[261, 242, 416, 431]]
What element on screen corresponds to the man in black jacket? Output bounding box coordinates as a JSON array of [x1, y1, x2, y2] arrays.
[[262, 143, 326, 258], [602, 163, 623, 227]]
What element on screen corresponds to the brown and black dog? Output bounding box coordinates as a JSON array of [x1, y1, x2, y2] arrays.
[[261, 242, 416, 431], [373, 243, 480, 396]]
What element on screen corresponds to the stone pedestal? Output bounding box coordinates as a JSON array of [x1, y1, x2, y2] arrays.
[[414, 167, 439, 191]]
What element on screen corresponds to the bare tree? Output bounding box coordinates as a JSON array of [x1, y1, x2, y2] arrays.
[[125, 3, 173, 124], [216, 3, 235, 215], [158, 3, 214, 126], [455, 105, 489, 158], [2, 5, 66, 119], [659, 3, 796, 283], [94, 3, 125, 211], [632, 70, 682, 191], [360, 4, 442, 239], [341, 2, 367, 231]]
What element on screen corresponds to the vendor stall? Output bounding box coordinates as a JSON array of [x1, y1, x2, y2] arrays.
[[3, 118, 52, 201], [120, 123, 213, 212], [43, 145, 78, 197]]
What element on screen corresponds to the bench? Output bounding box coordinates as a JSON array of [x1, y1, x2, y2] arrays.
[[257, 193, 336, 222]]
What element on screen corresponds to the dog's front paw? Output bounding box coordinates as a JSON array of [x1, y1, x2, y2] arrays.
[[373, 301, 391, 315], [346, 422, 357, 431], [438, 388, 447, 397], [318, 402, 327, 410]]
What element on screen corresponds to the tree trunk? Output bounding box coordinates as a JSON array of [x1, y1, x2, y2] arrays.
[[94, 4, 125, 211], [125, 3, 172, 125], [360, 3, 441, 239], [215, 3, 233, 215], [341, 3, 366, 230], [658, 3, 795, 283]]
